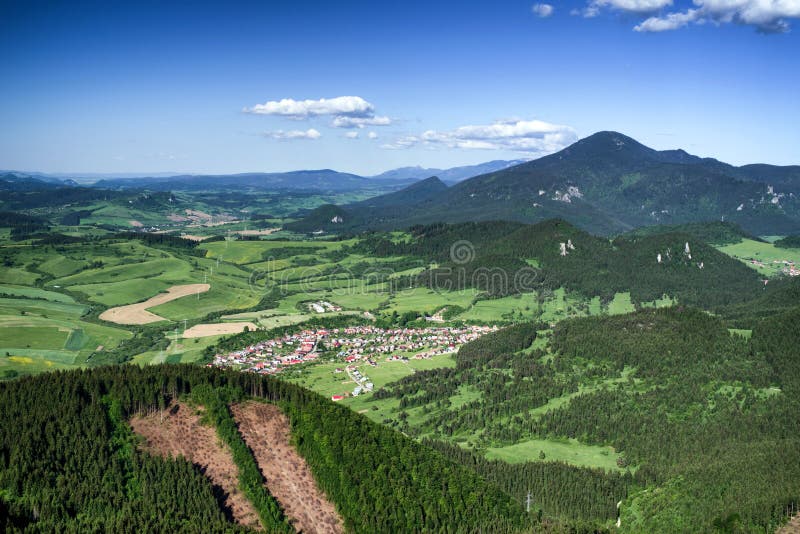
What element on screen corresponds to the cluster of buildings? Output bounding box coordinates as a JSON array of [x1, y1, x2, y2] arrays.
[[749, 258, 799, 277], [777, 260, 799, 277], [349, 367, 373, 397], [326, 325, 496, 363], [211, 324, 498, 381]]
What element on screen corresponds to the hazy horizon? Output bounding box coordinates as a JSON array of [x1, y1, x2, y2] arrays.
[[4, 129, 798, 180]]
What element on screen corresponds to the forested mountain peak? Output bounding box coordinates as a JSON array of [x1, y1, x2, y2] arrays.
[[294, 131, 800, 236]]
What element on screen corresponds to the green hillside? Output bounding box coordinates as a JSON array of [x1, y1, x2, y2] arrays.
[[620, 220, 756, 245], [357, 219, 764, 307], [293, 132, 800, 236], [0, 365, 533, 533], [775, 234, 800, 248], [358, 307, 800, 532]]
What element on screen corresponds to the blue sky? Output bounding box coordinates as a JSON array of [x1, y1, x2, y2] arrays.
[[1, 0, 798, 175]]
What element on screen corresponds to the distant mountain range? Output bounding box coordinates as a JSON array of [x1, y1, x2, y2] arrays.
[[91, 170, 409, 192], [6, 133, 800, 236], [0, 172, 78, 190], [3, 169, 404, 195], [289, 131, 800, 236], [369, 159, 527, 184], [1, 159, 526, 193]]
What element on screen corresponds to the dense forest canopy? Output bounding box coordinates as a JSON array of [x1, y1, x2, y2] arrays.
[[774, 234, 800, 249], [0, 365, 534, 533], [353, 219, 765, 307], [373, 307, 800, 532]]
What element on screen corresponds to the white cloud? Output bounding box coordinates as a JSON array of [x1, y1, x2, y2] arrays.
[[577, 5, 600, 16], [264, 128, 321, 140], [595, 0, 673, 11], [587, 0, 800, 31], [331, 115, 393, 128], [345, 131, 359, 139], [531, 3, 555, 17], [635, 8, 700, 29], [244, 96, 374, 119], [368, 131, 378, 139], [701, 0, 800, 28], [381, 136, 421, 150], [578, 0, 672, 16], [381, 119, 576, 154], [245, 95, 394, 129]]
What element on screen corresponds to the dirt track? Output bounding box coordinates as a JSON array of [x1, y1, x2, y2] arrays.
[[231, 402, 344, 534], [130, 403, 262, 529], [183, 321, 258, 338], [778, 513, 800, 533], [99, 283, 210, 325]]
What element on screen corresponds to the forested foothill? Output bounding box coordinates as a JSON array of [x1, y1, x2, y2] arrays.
[[0, 365, 537, 533], [355, 218, 766, 308], [373, 307, 800, 532]]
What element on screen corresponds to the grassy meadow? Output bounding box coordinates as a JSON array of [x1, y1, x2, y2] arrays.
[[717, 238, 800, 276]]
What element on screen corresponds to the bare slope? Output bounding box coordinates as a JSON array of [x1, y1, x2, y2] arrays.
[[231, 402, 344, 534], [130, 402, 262, 529]]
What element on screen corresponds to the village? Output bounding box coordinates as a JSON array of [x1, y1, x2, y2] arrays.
[[211, 324, 498, 397], [749, 258, 800, 277]]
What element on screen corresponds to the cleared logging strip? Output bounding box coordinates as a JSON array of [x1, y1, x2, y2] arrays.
[[192, 385, 294, 533]]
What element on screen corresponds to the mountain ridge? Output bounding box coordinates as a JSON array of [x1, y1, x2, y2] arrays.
[[2, 159, 530, 193], [369, 159, 528, 183], [294, 131, 800, 236]]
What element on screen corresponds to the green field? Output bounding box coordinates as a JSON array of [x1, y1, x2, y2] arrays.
[[0, 284, 77, 302], [718, 238, 800, 277], [0, 282, 133, 373], [606, 292, 635, 315], [132, 333, 227, 366], [287, 354, 459, 427], [729, 328, 753, 339], [458, 293, 535, 322], [0, 266, 40, 285], [288, 355, 457, 400], [486, 438, 624, 472], [0, 353, 76, 376], [0, 326, 70, 350], [381, 288, 478, 315], [640, 295, 676, 308], [0, 228, 682, 383], [200, 239, 349, 265], [456, 289, 617, 324]]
